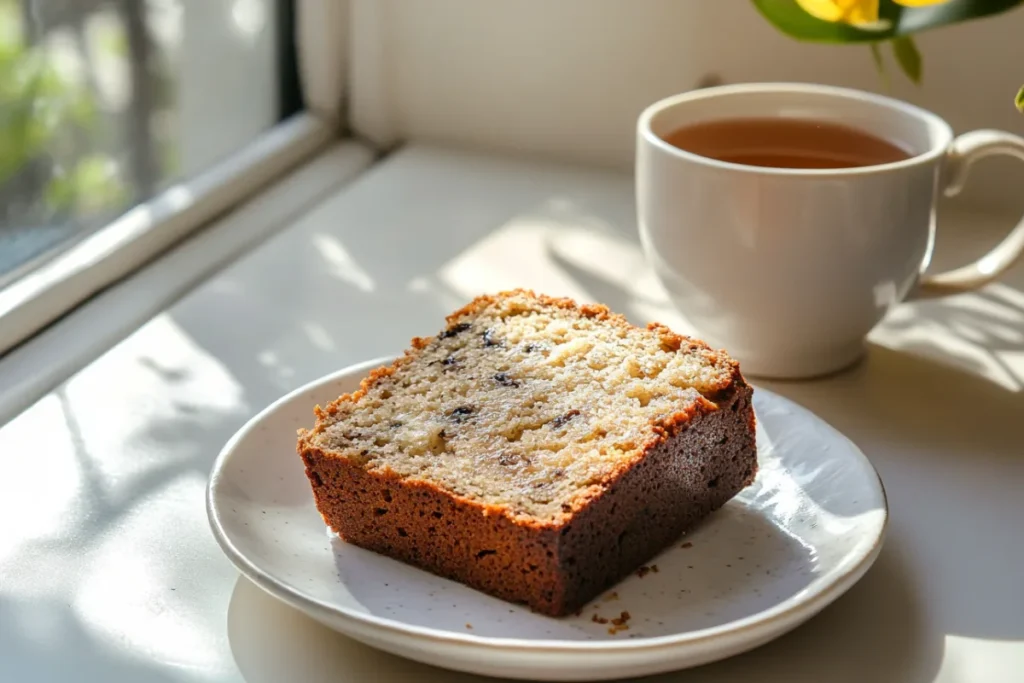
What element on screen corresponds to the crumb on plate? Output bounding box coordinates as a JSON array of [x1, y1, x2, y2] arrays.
[[607, 611, 632, 634]]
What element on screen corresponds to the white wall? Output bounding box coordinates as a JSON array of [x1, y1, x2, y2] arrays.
[[348, 0, 1024, 212]]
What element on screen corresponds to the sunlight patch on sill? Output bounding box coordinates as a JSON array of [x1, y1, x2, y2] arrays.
[[0, 395, 84, 567], [942, 635, 1024, 680], [60, 315, 249, 495], [873, 310, 1023, 393], [435, 204, 693, 335], [544, 225, 668, 303], [1, 313, 245, 674], [311, 233, 375, 292], [435, 201, 662, 300], [73, 473, 231, 675], [302, 322, 337, 352], [437, 219, 585, 300], [942, 283, 1024, 327], [258, 349, 296, 380]]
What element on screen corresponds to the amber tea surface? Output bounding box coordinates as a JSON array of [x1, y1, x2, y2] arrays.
[[662, 117, 911, 169]]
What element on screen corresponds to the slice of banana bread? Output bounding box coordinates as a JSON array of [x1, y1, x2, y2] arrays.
[[297, 290, 757, 616]]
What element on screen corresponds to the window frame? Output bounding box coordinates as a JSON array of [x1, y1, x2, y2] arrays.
[[0, 137, 374, 424], [0, 0, 351, 358]]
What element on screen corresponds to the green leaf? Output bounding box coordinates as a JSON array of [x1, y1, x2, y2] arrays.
[[1016, 86, 1024, 113], [869, 43, 890, 91], [869, 42, 884, 74], [892, 36, 922, 84], [752, 0, 1024, 43]]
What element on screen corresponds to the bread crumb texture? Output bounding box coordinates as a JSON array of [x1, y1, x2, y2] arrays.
[[301, 290, 741, 522]]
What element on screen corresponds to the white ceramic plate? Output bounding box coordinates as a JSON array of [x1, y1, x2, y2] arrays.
[[207, 358, 887, 681]]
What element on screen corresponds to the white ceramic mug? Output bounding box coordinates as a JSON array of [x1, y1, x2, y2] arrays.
[[637, 83, 1024, 379]]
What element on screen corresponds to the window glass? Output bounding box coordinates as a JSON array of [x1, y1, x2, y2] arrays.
[[0, 0, 292, 281]]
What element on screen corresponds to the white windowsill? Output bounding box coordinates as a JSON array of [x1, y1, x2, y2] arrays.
[[0, 144, 1021, 682], [0, 112, 336, 358], [0, 138, 375, 424]]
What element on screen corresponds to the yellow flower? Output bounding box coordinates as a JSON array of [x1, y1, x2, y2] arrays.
[[795, 0, 951, 28]]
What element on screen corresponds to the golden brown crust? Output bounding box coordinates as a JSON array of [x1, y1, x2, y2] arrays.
[[310, 348, 419, 424]]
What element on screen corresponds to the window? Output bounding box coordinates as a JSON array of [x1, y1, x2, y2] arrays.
[[0, 0, 299, 284]]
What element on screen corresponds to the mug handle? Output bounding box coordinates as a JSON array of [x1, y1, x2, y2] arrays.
[[913, 129, 1024, 299]]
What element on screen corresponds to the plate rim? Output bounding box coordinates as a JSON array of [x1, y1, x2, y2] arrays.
[[207, 357, 889, 655]]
